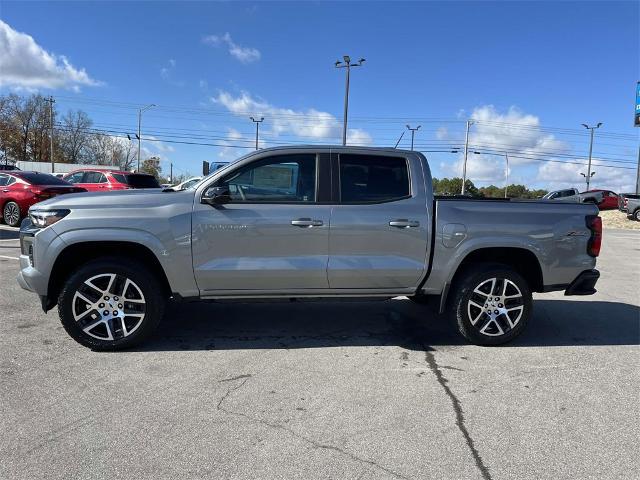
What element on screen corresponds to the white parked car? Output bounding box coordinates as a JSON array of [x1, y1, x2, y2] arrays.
[[166, 176, 202, 191]]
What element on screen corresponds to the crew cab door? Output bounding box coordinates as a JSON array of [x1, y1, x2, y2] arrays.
[[191, 152, 331, 294], [327, 152, 431, 290]]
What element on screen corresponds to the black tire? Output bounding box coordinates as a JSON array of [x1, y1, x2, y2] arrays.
[[57, 257, 165, 351], [3, 201, 21, 227], [634, 209, 640, 222], [449, 264, 532, 345]]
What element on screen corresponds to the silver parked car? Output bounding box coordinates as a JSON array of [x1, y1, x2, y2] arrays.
[[17, 146, 601, 350]]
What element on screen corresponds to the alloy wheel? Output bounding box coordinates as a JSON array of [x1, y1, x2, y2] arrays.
[[71, 273, 146, 341], [467, 277, 524, 337], [4, 203, 19, 226]]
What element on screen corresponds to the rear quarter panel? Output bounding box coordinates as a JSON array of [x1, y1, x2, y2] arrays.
[[421, 199, 599, 294]]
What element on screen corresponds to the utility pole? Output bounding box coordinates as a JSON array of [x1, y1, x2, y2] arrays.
[[250, 117, 264, 150], [170, 162, 173, 183], [137, 104, 156, 172], [504, 152, 509, 198], [335, 55, 365, 146], [46, 96, 55, 173], [461, 120, 473, 195], [581, 122, 602, 190], [406, 125, 421, 151]]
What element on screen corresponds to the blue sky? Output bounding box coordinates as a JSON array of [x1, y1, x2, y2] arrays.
[[1, 1, 638, 191]]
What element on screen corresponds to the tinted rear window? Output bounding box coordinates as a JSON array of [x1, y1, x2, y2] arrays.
[[122, 174, 160, 188], [339, 154, 410, 203], [15, 172, 72, 186]]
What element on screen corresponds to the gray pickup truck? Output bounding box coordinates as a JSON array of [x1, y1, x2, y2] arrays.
[[618, 193, 640, 221], [17, 146, 602, 350], [542, 188, 603, 204]]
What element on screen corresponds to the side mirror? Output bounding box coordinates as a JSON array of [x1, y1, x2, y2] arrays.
[[202, 186, 232, 206]]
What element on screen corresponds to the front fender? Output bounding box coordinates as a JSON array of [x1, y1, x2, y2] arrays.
[[52, 226, 199, 298]]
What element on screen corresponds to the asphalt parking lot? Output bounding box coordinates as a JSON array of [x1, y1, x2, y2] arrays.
[[1, 225, 638, 480]]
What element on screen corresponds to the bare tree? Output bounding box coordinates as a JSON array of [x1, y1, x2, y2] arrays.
[[112, 136, 136, 171], [8, 94, 41, 161], [59, 110, 92, 163], [85, 133, 115, 165]]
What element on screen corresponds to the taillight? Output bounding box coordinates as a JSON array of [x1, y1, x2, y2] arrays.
[[586, 215, 602, 257], [624, 198, 628, 208]]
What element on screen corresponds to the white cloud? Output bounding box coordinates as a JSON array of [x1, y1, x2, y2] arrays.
[[159, 58, 184, 86], [212, 90, 372, 145], [536, 160, 635, 193], [440, 105, 570, 183], [217, 127, 260, 161], [202, 33, 261, 64], [142, 135, 175, 154], [0, 20, 101, 91]]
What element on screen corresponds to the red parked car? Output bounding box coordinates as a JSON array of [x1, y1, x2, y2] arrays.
[[62, 169, 160, 191], [0, 171, 86, 227], [585, 189, 619, 210]]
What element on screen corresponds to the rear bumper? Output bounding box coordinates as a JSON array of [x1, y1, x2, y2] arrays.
[[564, 269, 600, 296]]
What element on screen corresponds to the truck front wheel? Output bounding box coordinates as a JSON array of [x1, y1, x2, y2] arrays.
[[450, 265, 532, 345], [57, 257, 165, 351]]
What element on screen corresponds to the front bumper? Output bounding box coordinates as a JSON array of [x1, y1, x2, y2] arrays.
[[16, 218, 48, 296], [564, 269, 600, 296]]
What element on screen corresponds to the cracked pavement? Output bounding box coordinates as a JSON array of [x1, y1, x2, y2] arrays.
[[1, 228, 639, 479]]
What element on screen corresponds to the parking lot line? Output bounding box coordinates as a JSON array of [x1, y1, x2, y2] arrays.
[[0, 254, 19, 260]]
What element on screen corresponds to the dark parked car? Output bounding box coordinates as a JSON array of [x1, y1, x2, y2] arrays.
[[0, 171, 86, 227], [0, 164, 20, 171], [63, 169, 161, 191]]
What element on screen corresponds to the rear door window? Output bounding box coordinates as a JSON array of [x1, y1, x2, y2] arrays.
[[83, 171, 107, 183], [338, 154, 410, 203]]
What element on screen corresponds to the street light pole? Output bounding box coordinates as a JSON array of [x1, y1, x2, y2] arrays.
[[581, 122, 602, 190], [250, 117, 264, 150], [504, 152, 509, 198], [461, 119, 473, 195], [406, 125, 421, 151], [137, 104, 156, 172], [335, 55, 365, 146]]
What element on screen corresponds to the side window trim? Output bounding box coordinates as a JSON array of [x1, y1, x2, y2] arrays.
[[211, 153, 319, 204], [336, 153, 412, 205]]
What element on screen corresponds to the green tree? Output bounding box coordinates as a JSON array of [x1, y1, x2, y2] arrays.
[[140, 156, 162, 178], [432, 177, 480, 197]]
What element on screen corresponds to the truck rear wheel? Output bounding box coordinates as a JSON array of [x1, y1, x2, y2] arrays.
[[57, 257, 165, 351], [450, 265, 532, 345]]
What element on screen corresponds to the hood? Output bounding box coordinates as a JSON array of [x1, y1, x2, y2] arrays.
[[30, 189, 195, 211]]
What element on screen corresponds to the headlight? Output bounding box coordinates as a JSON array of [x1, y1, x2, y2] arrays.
[[29, 209, 70, 228]]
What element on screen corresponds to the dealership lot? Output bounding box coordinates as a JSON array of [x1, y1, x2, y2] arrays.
[[1, 226, 638, 480]]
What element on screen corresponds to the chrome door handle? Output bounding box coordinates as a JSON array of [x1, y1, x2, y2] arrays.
[[389, 219, 420, 228], [291, 218, 323, 227]]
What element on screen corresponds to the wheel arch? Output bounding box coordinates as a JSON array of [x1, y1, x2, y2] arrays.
[[46, 241, 172, 311], [439, 246, 543, 313]]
